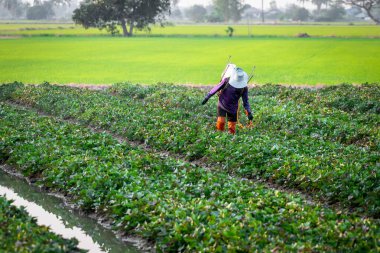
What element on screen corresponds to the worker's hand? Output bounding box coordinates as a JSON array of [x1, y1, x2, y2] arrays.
[[248, 113, 253, 121], [201, 97, 209, 105]]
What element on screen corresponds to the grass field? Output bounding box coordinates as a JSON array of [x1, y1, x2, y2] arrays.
[[0, 36, 379, 85], [1, 23, 380, 38], [0, 23, 107, 36]]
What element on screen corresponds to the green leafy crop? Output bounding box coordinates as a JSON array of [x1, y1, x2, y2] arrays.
[[0, 98, 379, 251], [0, 196, 85, 253], [2, 82, 378, 217]]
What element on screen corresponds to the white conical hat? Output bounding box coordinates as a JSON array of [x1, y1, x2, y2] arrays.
[[229, 67, 248, 88]]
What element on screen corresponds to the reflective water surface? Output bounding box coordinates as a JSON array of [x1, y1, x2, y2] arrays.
[[0, 169, 141, 253]]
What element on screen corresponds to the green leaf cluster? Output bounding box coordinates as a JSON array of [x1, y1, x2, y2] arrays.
[[1, 82, 378, 216], [0, 196, 84, 253], [0, 102, 379, 251]]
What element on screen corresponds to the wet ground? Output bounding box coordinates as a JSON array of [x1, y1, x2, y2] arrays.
[[0, 168, 141, 253]]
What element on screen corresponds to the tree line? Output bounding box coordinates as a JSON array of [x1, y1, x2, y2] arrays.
[[180, 0, 379, 24], [0, 0, 76, 20], [72, 0, 380, 36], [0, 0, 379, 36]]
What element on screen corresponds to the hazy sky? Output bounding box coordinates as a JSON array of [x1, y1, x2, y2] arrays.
[[178, 0, 315, 9]]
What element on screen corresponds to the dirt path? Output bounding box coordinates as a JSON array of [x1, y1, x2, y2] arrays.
[[6, 100, 366, 219], [62, 83, 111, 90], [62, 83, 332, 91], [0, 35, 21, 39]]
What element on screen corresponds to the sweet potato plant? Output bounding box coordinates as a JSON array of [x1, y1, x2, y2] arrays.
[[1, 82, 378, 217], [0, 103, 379, 251], [0, 196, 84, 252]]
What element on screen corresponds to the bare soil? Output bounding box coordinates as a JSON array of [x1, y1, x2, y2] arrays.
[[0, 35, 21, 39], [63, 83, 332, 91]]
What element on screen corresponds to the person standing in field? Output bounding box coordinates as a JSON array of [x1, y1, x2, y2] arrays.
[[201, 64, 253, 134]]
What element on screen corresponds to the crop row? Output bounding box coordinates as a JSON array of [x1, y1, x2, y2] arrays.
[[1, 103, 379, 251], [0, 196, 84, 253], [1, 82, 378, 217]]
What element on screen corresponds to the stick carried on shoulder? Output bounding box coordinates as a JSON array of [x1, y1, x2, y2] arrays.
[[237, 65, 256, 130], [247, 66, 256, 84], [220, 56, 232, 82]]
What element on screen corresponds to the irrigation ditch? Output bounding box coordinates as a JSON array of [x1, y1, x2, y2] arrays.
[[0, 165, 148, 253]]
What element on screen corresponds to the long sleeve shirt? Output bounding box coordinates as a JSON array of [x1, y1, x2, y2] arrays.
[[206, 77, 252, 115]]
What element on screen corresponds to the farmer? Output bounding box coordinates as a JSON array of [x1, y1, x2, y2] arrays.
[[201, 64, 253, 134]]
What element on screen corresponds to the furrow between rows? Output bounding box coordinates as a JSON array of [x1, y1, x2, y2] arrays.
[[7, 101, 328, 212], [1, 102, 379, 251], [2, 82, 378, 217]]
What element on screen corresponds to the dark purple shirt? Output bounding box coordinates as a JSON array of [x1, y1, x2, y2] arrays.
[[206, 77, 252, 115]]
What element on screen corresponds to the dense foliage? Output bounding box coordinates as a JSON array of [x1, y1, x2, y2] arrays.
[[0, 102, 379, 251], [0, 196, 84, 253], [72, 0, 171, 36], [1, 82, 378, 217]]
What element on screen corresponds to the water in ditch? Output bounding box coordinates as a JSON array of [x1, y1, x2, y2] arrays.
[[0, 168, 142, 253]]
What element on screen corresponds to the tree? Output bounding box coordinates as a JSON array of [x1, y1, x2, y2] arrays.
[[0, 0, 28, 18], [72, 0, 171, 37], [170, 7, 182, 20], [285, 4, 310, 21], [52, 0, 79, 20], [266, 0, 284, 20], [169, 0, 180, 20], [241, 4, 259, 18], [27, 3, 54, 20], [314, 3, 345, 21], [296, 8, 310, 21], [21, 0, 72, 20], [298, 0, 332, 12], [340, 0, 380, 24], [206, 8, 224, 22], [0, 0, 20, 10], [213, 0, 244, 22], [185, 5, 207, 22], [269, 0, 277, 11]]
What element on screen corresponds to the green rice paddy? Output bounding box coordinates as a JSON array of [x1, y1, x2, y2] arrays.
[[0, 36, 379, 85], [0, 23, 379, 38]]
